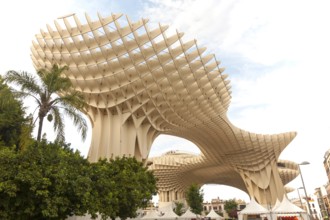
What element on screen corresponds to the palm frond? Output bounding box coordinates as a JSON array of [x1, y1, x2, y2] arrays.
[[38, 64, 71, 94], [63, 106, 88, 141], [5, 70, 42, 95], [51, 91, 87, 111], [50, 106, 65, 142], [11, 90, 42, 106]]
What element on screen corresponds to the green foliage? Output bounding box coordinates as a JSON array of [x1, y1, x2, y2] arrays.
[[0, 77, 32, 150], [174, 202, 185, 216], [88, 159, 119, 219], [5, 64, 88, 142], [0, 141, 158, 220], [0, 140, 91, 219], [224, 199, 238, 218], [186, 183, 204, 214], [89, 157, 158, 220]]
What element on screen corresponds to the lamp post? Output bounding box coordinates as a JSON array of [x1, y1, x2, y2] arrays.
[[297, 187, 304, 209], [298, 161, 313, 219]]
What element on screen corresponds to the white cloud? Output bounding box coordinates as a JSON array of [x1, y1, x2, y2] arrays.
[[142, 0, 330, 67], [149, 135, 201, 157], [202, 184, 250, 202], [0, 0, 76, 72]]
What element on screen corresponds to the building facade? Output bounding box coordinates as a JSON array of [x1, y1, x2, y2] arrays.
[[324, 150, 330, 198], [203, 198, 225, 216], [202, 198, 246, 218], [315, 186, 330, 219], [32, 12, 297, 206], [322, 149, 330, 218]]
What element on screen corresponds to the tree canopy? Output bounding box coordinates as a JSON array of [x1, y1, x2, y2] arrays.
[[0, 76, 32, 150], [1, 65, 158, 219], [224, 199, 238, 219], [185, 183, 204, 214], [5, 64, 88, 142], [0, 141, 158, 220], [89, 157, 158, 220], [0, 141, 91, 219], [174, 202, 185, 216]]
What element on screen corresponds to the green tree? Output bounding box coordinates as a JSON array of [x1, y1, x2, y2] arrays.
[[87, 159, 118, 220], [5, 64, 87, 142], [224, 199, 238, 219], [186, 183, 204, 214], [0, 139, 158, 219], [174, 201, 185, 216], [0, 76, 32, 150], [88, 157, 158, 220], [0, 141, 92, 219]]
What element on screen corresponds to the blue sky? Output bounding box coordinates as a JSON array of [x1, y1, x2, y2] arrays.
[[1, 0, 330, 203]]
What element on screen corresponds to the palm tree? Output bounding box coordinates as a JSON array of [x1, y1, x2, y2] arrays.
[[5, 64, 87, 142]]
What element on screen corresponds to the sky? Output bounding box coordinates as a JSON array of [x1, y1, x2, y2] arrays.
[[1, 0, 330, 203]]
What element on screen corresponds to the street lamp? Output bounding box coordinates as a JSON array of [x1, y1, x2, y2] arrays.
[[297, 187, 304, 209], [298, 161, 313, 219]]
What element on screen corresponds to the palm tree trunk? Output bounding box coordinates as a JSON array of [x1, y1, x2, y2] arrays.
[[37, 116, 44, 141]]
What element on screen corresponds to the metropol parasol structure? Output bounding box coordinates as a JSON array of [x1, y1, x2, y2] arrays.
[[31, 12, 299, 206]]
